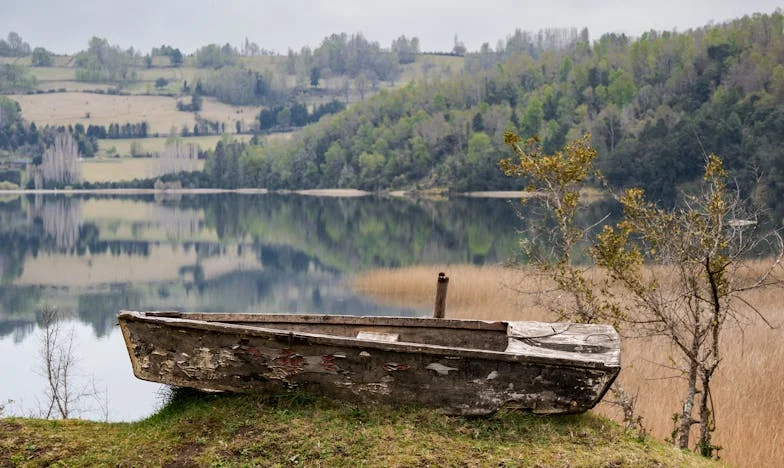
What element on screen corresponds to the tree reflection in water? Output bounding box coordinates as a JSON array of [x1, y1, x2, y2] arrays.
[[0, 193, 527, 340]]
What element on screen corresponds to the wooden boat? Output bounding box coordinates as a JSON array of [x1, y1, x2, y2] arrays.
[[118, 311, 620, 415]]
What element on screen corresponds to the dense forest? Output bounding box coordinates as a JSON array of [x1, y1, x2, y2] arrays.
[[192, 12, 783, 214]]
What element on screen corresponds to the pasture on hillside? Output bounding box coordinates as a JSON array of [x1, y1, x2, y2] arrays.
[[97, 134, 252, 157], [80, 157, 206, 183], [9, 93, 259, 135]]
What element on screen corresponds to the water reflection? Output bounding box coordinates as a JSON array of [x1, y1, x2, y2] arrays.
[[148, 204, 203, 239], [30, 195, 84, 251], [0, 194, 524, 338]]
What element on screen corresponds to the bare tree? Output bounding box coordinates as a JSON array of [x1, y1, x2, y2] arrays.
[[38, 305, 77, 419], [36, 305, 106, 420], [149, 140, 200, 178], [41, 132, 82, 187], [0, 398, 11, 417]]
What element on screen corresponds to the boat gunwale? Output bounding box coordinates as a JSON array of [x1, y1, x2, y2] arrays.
[[118, 311, 620, 370], [138, 310, 510, 331]]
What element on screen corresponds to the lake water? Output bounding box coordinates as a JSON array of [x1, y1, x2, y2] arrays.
[[0, 193, 525, 421]]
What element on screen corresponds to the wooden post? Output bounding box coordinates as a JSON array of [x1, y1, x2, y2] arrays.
[[434, 272, 449, 319]]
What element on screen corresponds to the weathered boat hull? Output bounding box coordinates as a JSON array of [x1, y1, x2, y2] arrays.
[[118, 311, 620, 415]]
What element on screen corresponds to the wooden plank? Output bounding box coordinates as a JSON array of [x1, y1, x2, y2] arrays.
[[356, 331, 399, 342], [506, 321, 621, 367], [137, 311, 508, 331]]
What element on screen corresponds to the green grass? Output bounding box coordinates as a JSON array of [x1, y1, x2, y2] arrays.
[[0, 390, 718, 467]]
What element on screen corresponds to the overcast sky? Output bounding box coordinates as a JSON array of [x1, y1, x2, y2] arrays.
[[2, 0, 782, 55]]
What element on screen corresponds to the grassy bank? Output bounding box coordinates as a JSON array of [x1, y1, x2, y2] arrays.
[[351, 264, 784, 467], [0, 390, 714, 467]]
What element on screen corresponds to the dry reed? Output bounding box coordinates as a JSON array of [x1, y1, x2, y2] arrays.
[[351, 263, 784, 467]]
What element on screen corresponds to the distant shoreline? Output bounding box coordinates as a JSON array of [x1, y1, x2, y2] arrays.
[[0, 188, 539, 198], [0, 188, 268, 195]]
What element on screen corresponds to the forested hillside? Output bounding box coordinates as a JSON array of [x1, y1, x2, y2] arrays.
[[214, 12, 783, 213], [2, 13, 783, 217]]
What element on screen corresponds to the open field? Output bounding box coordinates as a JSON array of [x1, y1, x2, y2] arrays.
[[97, 134, 252, 156], [25, 66, 75, 82], [9, 92, 259, 135], [10, 92, 193, 134], [351, 263, 784, 467], [35, 82, 114, 92], [80, 157, 205, 183], [198, 98, 259, 132], [23, 63, 200, 94]]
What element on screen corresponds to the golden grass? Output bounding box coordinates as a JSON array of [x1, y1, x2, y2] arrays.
[[351, 265, 549, 320], [81, 158, 150, 183], [8, 93, 259, 135], [10, 92, 193, 134], [351, 263, 784, 467], [97, 134, 251, 156], [80, 157, 205, 183]]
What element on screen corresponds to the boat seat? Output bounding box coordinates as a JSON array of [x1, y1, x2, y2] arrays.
[[356, 331, 399, 342]]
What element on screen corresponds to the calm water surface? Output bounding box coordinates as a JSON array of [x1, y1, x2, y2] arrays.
[[0, 193, 523, 421]]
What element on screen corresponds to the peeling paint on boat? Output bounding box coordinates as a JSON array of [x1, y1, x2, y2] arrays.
[[118, 311, 621, 415]]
